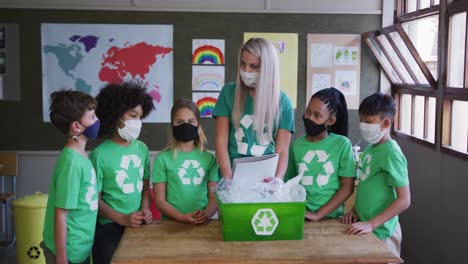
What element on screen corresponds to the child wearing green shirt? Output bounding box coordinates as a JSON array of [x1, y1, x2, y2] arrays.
[[90, 82, 155, 264], [286, 88, 355, 221], [342, 92, 411, 258], [42, 90, 100, 264], [153, 99, 219, 224]]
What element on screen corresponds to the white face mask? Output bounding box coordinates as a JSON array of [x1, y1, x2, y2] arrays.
[[359, 121, 387, 144], [240, 69, 259, 88], [117, 119, 142, 142]]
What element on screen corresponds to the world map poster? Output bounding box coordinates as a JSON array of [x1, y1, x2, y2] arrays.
[[41, 23, 173, 122]]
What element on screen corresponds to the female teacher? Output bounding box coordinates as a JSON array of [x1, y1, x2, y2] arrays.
[[213, 37, 295, 180]]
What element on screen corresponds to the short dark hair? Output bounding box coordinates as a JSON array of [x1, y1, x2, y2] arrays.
[[359, 92, 396, 119], [95, 81, 155, 137], [49, 90, 97, 134]]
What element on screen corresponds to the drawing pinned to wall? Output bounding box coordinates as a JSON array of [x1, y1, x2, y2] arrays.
[[192, 39, 225, 65], [0, 25, 5, 49], [41, 23, 174, 122], [0, 51, 6, 75], [193, 92, 220, 118], [310, 43, 333, 68], [243, 32, 298, 108], [192, 65, 224, 91], [334, 46, 359, 65], [307, 34, 361, 109], [312, 74, 332, 92], [334, 70, 357, 95]]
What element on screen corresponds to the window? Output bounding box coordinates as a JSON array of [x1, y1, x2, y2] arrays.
[[443, 1, 468, 157], [402, 15, 439, 80], [362, 21, 437, 144], [366, 0, 468, 159]]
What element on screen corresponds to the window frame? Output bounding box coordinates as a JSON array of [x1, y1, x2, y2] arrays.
[[362, 18, 439, 147], [441, 0, 468, 159]]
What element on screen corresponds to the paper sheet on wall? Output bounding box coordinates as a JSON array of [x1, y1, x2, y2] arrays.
[[192, 65, 224, 91], [312, 74, 332, 93], [310, 43, 333, 68], [334, 46, 359, 65], [192, 92, 220, 118], [232, 154, 279, 196], [244, 33, 298, 108], [306, 34, 361, 109], [334, 70, 357, 96]]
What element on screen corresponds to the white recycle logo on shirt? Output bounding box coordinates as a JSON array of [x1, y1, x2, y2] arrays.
[[357, 154, 372, 181], [251, 208, 279, 236], [178, 160, 205, 185], [235, 114, 270, 157], [115, 155, 143, 194], [298, 150, 335, 188], [85, 168, 98, 211]]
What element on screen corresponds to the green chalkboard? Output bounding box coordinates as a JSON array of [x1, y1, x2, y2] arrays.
[[0, 8, 381, 150]]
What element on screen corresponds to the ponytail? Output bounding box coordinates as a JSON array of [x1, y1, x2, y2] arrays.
[[312, 87, 349, 137]]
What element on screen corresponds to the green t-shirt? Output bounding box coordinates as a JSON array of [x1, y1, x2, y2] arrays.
[[285, 134, 356, 218], [213, 82, 295, 163], [355, 139, 409, 239], [43, 147, 98, 263], [89, 139, 150, 225], [152, 148, 219, 216]]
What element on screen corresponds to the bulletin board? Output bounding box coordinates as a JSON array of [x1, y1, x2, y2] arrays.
[[306, 34, 361, 109]]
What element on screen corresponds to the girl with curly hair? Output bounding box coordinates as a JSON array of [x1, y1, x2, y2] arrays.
[[90, 81, 155, 264]]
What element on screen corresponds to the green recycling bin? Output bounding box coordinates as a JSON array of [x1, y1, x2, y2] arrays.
[[12, 192, 48, 264]]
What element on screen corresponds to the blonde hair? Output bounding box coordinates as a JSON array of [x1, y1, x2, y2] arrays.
[[166, 99, 207, 159], [232, 38, 281, 144]]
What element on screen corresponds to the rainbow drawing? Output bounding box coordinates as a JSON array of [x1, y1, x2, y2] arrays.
[[192, 45, 224, 64], [192, 65, 225, 91], [192, 39, 225, 65], [193, 92, 219, 118]]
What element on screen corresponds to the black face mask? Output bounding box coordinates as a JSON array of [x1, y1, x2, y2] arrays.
[[173, 123, 199, 142], [303, 115, 328, 137]]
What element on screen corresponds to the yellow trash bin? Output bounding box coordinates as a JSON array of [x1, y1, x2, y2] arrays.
[[12, 192, 48, 264]]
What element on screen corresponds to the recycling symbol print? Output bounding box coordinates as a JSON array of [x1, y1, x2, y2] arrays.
[[85, 168, 98, 211], [298, 150, 335, 188], [178, 160, 205, 185], [357, 154, 372, 181], [251, 208, 279, 236], [235, 114, 270, 157], [27, 246, 41, 259], [115, 155, 144, 194]]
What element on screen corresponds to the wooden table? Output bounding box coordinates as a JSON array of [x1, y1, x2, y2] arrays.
[[112, 219, 402, 264]]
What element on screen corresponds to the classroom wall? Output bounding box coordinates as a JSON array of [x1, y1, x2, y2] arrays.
[[396, 138, 468, 264], [0, 8, 381, 151]]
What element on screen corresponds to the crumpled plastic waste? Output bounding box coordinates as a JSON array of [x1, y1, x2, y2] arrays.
[[216, 175, 306, 203]]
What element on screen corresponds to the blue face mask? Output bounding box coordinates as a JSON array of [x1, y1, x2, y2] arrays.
[[77, 119, 100, 140]]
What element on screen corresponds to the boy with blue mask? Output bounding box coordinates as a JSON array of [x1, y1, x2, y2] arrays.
[[90, 82, 155, 264], [342, 92, 411, 260], [42, 90, 99, 264]]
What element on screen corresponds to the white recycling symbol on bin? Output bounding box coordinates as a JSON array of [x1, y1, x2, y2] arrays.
[[115, 155, 144, 194], [235, 114, 270, 157], [357, 154, 372, 181], [298, 150, 335, 188], [251, 208, 279, 236], [178, 160, 205, 185]]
